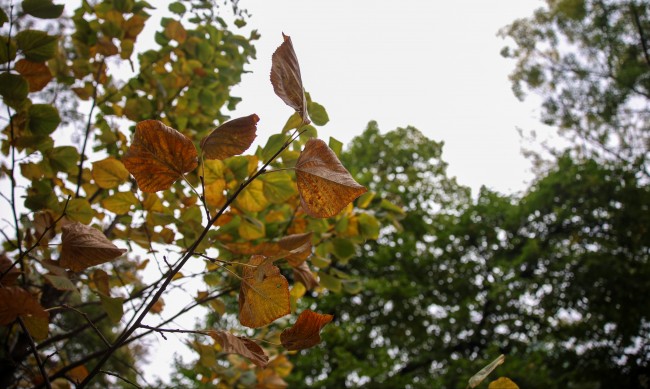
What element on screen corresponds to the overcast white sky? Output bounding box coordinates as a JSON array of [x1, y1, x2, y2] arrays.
[[229, 0, 548, 195]]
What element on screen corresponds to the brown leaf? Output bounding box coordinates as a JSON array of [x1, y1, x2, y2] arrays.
[[256, 369, 288, 389], [292, 262, 319, 290], [60, 222, 127, 272], [278, 232, 312, 267], [239, 256, 290, 328], [280, 310, 333, 351], [33, 211, 55, 246], [91, 269, 110, 296], [0, 286, 49, 326], [201, 114, 259, 160], [209, 330, 269, 368], [295, 139, 367, 218], [0, 254, 20, 286], [123, 120, 198, 192], [270, 34, 310, 125], [15, 59, 52, 92]]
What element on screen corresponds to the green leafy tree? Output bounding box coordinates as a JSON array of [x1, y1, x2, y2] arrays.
[[500, 0, 650, 175], [0, 1, 374, 387]]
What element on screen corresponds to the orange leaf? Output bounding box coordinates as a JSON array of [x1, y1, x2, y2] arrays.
[[270, 34, 310, 125], [239, 256, 290, 328], [489, 377, 520, 389], [278, 232, 312, 267], [280, 310, 333, 351], [123, 120, 198, 192], [209, 330, 269, 368], [0, 286, 49, 326], [295, 139, 367, 218], [292, 262, 319, 290], [256, 369, 288, 389], [200, 114, 259, 160], [60, 222, 127, 272], [15, 59, 52, 92]]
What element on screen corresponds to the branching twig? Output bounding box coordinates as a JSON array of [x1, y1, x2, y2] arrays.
[[17, 318, 51, 389], [99, 370, 141, 388]]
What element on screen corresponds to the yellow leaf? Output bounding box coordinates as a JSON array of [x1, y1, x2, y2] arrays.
[[92, 157, 129, 189], [239, 256, 290, 328], [488, 377, 520, 389], [234, 180, 268, 212], [101, 191, 138, 214]]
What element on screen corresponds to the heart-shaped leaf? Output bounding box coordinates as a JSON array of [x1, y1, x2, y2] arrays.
[[92, 157, 130, 189], [295, 139, 367, 218], [280, 309, 333, 351], [123, 120, 198, 192], [209, 330, 269, 368], [15, 59, 52, 92], [0, 255, 20, 286], [60, 222, 127, 272], [239, 255, 290, 328], [200, 114, 259, 160], [271, 34, 310, 125]]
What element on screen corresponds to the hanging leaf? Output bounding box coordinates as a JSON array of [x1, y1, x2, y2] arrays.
[[270, 34, 310, 125], [65, 199, 94, 224], [0, 73, 28, 108], [15, 59, 52, 92], [280, 310, 333, 351], [91, 269, 110, 296], [200, 114, 259, 160], [123, 120, 198, 192], [0, 286, 49, 328], [292, 262, 319, 290], [28, 104, 60, 135], [60, 222, 127, 272], [92, 157, 130, 189], [101, 191, 138, 214], [239, 255, 290, 328], [0, 255, 20, 286], [209, 330, 269, 368], [278, 232, 312, 266], [99, 294, 124, 323], [468, 354, 506, 388], [234, 180, 268, 213], [15, 30, 58, 61], [22, 0, 64, 19], [261, 172, 296, 204], [295, 139, 367, 218], [488, 377, 520, 389], [256, 369, 288, 389]]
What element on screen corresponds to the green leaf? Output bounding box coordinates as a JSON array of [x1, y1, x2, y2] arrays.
[[329, 137, 343, 157], [22, 0, 65, 19], [47, 146, 79, 173], [238, 216, 265, 240], [380, 198, 405, 215], [66, 198, 94, 224], [0, 8, 8, 27], [282, 112, 303, 132], [261, 172, 296, 204], [317, 271, 341, 293], [44, 274, 78, 292], [102, 192, 138, 214], [358, 212, 380, 240], [260, 133, 288, 163], [28, 104, 60, 135], [99, 294, 124, 323], [356, 191, 375, 209], [168, 1, 186, 14], [332, 238, 355, 262], [308, 101, 329, 126], [0, 73, 28, 108], [0, 36, 17, 63], [16, 30, 58, 61]]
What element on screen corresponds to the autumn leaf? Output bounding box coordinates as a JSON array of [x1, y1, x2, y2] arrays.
[[295, 139, 367, 218], [60, 222, 127, 272], [92, 157, 130, 189], [270, 34, 310, 125], [200, 114, 259, 160], [0, 286, 49, 327], [123, 120, 198, 192], [278, 232, 312, 267], [256, 369, 288, 389], [209, 330, 269, 368], [15, 59, 52, 92], [469, 354, 506, 388], [292, 262, 319, 290], [0, 254, 20, 286], [280, 309, 333, 351], [488, 377, 520, 389], [239, 256, 290, 328]]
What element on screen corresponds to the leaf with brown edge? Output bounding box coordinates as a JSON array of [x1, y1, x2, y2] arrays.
[[278, 232, 312, 267], [0, 286, 49, 327], [60, 222, 126, 272], [200, 114, 259, 160], [123, 120, 198, 193], [271, 34, 310, 125], [209, 330, 269, 368], [239, 255, 290, 328], [280, 310, 333, 351], [292, 262, 319, 290], [15, 59, 52, 92], [295, 139, 367, 218]]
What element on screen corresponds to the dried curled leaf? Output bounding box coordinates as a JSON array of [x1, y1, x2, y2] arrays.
[[123, 120, 198, 192], [271, 33, 310, 125], [280, 310, 333, 351], [0, 254, 20, 286], [209, 330, 269, 368], [0, 286, 49, 326], [239, 255, 290, 328], [469, 354, 506, 388], [296, 139, 367, 218], [60, 222, 127, 272], [200, 114, 259, 160], [292, 262, 319, 290]]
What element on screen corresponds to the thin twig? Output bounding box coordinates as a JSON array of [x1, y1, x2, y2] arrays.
[[17, 318, 51, 389], [60, 305, 111, 347], [99, 370, 141, 388]]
